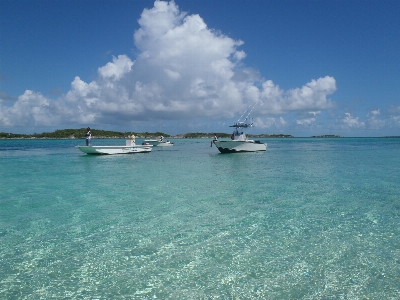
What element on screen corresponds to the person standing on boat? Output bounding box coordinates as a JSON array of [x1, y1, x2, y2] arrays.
[[210, 133, 218, 147], [130, 134, 136, 145], [85, 127, 92, 146]]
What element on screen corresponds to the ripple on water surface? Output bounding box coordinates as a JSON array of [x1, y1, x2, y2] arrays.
[[0, 138, 399, 298]]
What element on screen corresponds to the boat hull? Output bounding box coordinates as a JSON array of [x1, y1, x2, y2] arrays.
[[144, 140, 174, 147], [77, 145, 152, 155], [214, 140, 267, 153]]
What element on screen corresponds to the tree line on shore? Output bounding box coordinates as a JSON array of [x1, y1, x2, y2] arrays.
[[0, 128, 294, 139], [0, 128, 170, 139]]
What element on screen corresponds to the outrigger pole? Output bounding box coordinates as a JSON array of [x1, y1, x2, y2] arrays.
[[234, 102, 259, 127]]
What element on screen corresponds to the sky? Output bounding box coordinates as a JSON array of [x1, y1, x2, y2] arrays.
[[1, 0, 399, 137]]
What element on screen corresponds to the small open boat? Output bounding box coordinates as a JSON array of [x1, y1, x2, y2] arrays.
[[143, 138, 174, 147], [77, 140, 152, 155]]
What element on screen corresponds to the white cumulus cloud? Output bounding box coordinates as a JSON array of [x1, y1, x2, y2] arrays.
[[98, 55, 134, 80], [340, 113, 365, 129], [296, 111, 321, 126], [0, 0, 340, 133], [253, 116, 287, 129]]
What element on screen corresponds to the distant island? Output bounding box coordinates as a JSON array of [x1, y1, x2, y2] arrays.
[[311, 135, 341, 138], [176, 133, 294, 138], [0, 128, 171, 139], [2, 129, 398, 139], [0, 128, 294, 139]]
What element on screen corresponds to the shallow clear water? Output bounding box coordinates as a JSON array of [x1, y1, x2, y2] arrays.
[[1, 138, 399, 299]]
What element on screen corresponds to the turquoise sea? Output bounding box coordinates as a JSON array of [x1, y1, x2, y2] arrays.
[[0, 137, 399, 299]]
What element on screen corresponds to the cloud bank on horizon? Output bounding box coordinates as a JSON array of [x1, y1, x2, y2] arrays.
[[0, 1, 398, 135]]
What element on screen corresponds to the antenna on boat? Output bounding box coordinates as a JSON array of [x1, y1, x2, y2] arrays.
[[237, 102, 257, 123], [237, 109, 249, 123], [243, 103, 259, 127]]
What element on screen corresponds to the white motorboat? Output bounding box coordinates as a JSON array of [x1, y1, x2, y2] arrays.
[[143, 138, 174, 147], [77, 140, 152, 155], [213, 108, 267, 153]]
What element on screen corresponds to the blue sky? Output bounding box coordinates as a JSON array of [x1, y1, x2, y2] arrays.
[[1, 0, 399, 137]]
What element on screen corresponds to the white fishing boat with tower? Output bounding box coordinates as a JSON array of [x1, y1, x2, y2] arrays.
[[213, 105, 267, 153]]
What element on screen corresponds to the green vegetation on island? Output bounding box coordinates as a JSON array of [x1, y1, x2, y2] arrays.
[[0, 128, 172, 139], [254, 134, 294, 138], [176, 132, 231, 138], [175, 133, 294, 138], [0, 129, 295, 139], [311, 135, 341, 138]]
